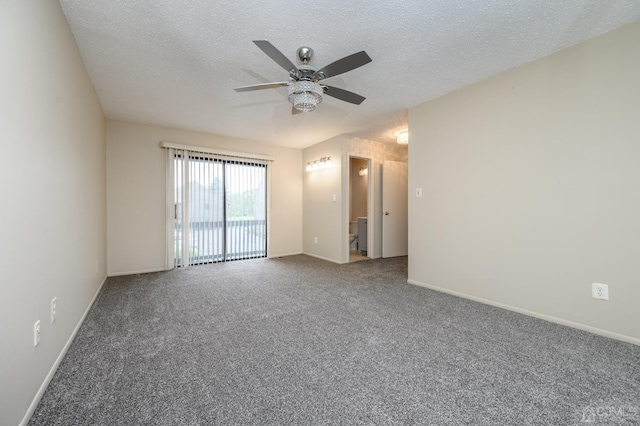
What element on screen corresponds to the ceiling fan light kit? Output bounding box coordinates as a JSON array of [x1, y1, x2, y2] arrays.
[[288, 80, 323, 112], [234, 40, 372, 114]]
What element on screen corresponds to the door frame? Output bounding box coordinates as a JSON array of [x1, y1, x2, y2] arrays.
[[343, 154, 374, 263]]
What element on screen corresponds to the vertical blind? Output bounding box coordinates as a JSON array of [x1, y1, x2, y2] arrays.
[[166, 147, 268, 268]]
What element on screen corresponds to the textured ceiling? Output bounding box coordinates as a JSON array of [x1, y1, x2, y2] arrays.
[[59, 0, 640, 149]]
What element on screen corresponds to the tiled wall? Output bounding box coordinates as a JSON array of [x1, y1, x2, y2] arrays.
[[345, 137, 408, 163]]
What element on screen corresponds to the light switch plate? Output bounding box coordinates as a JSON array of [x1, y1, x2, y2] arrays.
[[51, 297, 57, 323], [34, 320, 41, 347]]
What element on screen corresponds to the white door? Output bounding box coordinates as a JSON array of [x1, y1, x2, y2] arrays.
[[382, 160, 408, 258]]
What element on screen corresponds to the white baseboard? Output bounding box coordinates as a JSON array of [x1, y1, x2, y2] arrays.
[[407, 279, 640, 346], [268, 252, 303, 259], [20, 274, 109, 426], [302, 252, 347, 265], [107, 267, 167, 277]]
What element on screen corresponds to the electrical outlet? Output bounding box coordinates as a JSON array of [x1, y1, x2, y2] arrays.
[[34, 320, 41, 347], [51, 297, 57, 323], [592, 283, 609, 300], [314, 237, 318, 244]]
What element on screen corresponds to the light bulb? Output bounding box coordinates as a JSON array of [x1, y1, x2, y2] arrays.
[[396, 130, 409, 145]]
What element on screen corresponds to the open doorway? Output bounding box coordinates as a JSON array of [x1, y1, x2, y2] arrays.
[[348, 157, 370, 263]]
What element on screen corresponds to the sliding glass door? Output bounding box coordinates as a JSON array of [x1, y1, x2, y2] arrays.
[[173, 152, 267, 266]]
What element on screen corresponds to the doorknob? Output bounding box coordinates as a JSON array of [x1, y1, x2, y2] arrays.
[[384, 212, 389, 216]]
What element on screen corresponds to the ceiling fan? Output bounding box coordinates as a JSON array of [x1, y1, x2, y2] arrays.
[[234, 40, 372, 114]]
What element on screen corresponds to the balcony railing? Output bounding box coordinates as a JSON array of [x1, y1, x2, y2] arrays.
[[174, 219, 266, 265]]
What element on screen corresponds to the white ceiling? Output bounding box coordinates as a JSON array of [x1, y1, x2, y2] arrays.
[[59, 0, 640, 149]]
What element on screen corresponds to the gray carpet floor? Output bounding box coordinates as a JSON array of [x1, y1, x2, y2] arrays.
[[30, 255, 639, 425]]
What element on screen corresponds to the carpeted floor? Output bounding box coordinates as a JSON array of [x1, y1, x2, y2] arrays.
[[30, 255, 639, 425]]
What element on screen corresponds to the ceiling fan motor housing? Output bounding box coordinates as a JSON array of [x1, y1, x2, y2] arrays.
[[297, 46, 313, 63]]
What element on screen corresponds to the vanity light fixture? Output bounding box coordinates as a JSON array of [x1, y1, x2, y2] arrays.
[[358, 167, 368, 177], [306, 156, 333, 172]]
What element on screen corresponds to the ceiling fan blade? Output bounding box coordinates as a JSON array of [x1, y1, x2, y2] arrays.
[[313, 51, 372, 80], [322, 85, 366, 105], [234, 82, 289, 92], [253, 40, 298, 74]]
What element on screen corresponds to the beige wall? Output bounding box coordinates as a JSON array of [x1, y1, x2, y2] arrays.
[[0, 2, 107, 424], [302, 135, 345, 263], [107, 120, 302, 275], [408, 21, 640, 343]]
